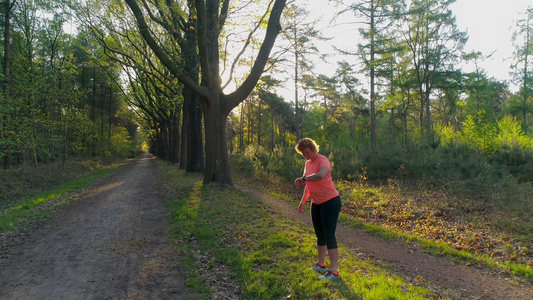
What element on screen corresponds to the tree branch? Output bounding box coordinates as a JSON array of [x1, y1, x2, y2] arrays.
[[225, 0, 287, 113], [125, 0, 208, 98]]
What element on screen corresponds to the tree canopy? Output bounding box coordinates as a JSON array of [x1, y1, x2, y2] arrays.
[[2, 0, 533, 188]]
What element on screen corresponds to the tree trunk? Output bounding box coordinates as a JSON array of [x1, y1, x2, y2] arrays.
[[183, 19, 204, 172], [179, 104, 188, 169], [425, 83, 432, 133], [522, 16, 530, 132], [100, 84, 105, 155], [369, 0, 376, 150], [257, 99, 262, 146], [170, 113, 180, 164], [390, 108, 396, 145], [2, 0, 12, 169], [323, 96, 327, 126], [203, 96, 231, 184], [239, 101, 244, 150], [247, 100, 252, 145], [294, 28, 301, 141], [271, 112, 275, 151], [185, 88, 204, 172]]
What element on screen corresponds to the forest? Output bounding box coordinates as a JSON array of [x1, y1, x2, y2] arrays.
[[0, 0, 532, 189]]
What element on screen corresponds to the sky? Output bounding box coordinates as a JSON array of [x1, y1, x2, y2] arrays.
[[302, 0, 532, 94], [451, 0, 531, 87]]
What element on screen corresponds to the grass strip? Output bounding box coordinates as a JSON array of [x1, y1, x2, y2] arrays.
[[338, 213, 533, 282], [159, 161, 440, 299], [0, 167, 115, 232], [271, 187, 533, 282]]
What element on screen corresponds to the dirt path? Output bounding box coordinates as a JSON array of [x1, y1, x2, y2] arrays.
[[238, 185, 533, 300], [0, 155, 192, 300], [1, 156, 532, 300]]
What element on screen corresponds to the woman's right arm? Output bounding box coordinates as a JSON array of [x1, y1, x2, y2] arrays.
[[298, 186, 310, 213]]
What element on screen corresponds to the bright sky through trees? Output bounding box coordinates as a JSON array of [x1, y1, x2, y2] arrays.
[[305, 0, 531, 93], [451, 0, 532, 89], [65, 1, 531, 95]]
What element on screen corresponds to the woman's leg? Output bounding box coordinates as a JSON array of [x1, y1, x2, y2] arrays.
[[319, 196, 342, 272], [311, 203, 327, 265], [317, 245, 327, 265], [327, 248, 339, 272]]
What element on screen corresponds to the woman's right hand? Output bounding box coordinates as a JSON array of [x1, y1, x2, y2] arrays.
[[298, 200, 305, 213]]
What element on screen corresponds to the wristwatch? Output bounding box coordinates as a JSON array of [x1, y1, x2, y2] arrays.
[[302, 176, 306, 181]]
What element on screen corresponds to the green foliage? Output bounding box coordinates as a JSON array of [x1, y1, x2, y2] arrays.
[[110, 127, 136, 158], [234, 127, 533, 209], [0, 3, 140, 168], [325, 135, 362, 181], [460, 110, 498, 154], [490, 146, 533, 182], [232, 144, 303, 182], [433, 123, 460, 147], [432, 113, 533, 183]]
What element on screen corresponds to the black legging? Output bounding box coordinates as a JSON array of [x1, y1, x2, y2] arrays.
[[311, 195, 342, 249]]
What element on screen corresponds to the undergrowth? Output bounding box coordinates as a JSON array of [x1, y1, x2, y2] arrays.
[[0, 158, 122, 211], [0, 159, 125, 233]]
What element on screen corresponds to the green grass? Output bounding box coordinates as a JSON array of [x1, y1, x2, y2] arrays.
[[159, 161, 441, 299], [0, 167, 116, 232], [271, 185, 533, 282]]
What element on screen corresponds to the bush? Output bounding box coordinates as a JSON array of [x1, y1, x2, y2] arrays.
[[489, 146, 533, 183], [231, 145, 303, 182], [231, 134, 533, 202], [111, 127, 136, 158]]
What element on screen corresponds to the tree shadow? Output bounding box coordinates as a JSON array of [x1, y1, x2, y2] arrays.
[[334, 280, 362, 300]]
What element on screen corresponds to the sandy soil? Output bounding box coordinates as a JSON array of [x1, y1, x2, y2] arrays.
[[238, 186, 533, 300], [0, 154, 193, 300], [1, 154, 532, 299]]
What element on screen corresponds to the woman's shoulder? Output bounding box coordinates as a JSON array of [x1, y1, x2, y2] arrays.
[[316, 154, 331, 164]]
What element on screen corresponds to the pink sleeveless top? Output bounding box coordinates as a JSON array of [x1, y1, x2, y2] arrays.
[[304, 154, 339, 205]]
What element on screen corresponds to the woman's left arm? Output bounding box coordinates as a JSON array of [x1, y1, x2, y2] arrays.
[[302, 166, 329, 182]]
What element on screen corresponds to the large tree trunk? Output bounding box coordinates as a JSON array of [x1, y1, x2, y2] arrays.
[[184, 87, 204, 172], [183, 9, 204, 173], [203, 96, 231, 184]]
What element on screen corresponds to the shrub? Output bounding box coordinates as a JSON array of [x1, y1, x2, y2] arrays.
[[490, 146, 533, 183], [232, 145, 303, 182], [111, 127, 135, 158]]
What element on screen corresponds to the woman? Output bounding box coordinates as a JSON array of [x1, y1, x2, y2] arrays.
[[294, 138, 342, 281]]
